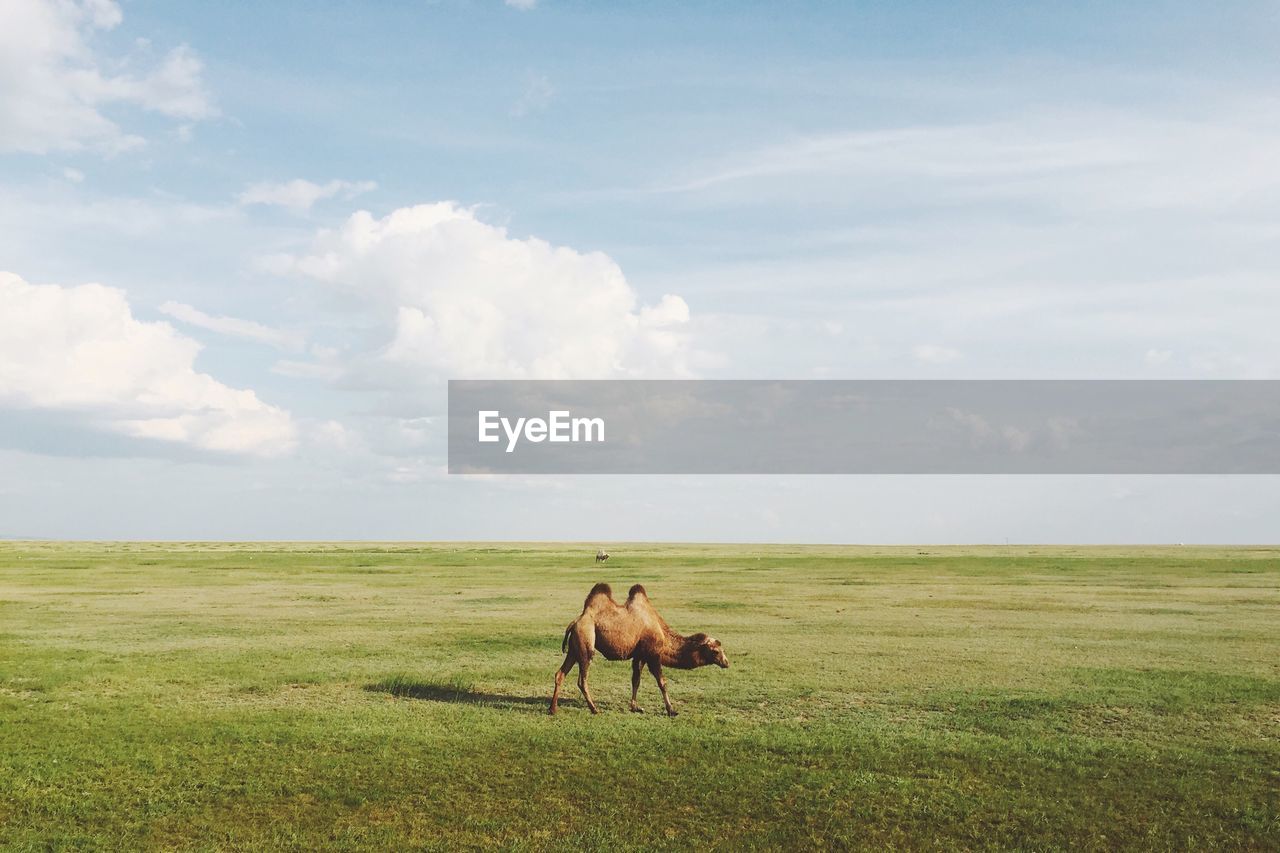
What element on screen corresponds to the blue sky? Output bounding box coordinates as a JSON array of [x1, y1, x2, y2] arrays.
[[2, 0, 1279, 540]]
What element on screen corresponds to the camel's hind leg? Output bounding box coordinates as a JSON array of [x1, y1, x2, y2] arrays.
[[629, 658, 645, 713], [549, 654, 575, 715]]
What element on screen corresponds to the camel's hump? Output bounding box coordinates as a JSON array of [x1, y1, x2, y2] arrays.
[[585, 581, 613, 605]]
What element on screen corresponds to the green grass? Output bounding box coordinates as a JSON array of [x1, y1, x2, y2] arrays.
[[1, 542, 1277, 850]]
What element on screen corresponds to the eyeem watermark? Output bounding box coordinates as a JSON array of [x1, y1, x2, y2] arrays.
[[478, 410, 605, 453], [450, 380, 1280, 474]]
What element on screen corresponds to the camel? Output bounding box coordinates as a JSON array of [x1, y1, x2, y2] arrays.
[[595, 550, 609, 563], [550, 582, 729, 716]]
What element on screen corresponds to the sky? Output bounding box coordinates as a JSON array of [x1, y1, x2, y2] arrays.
[[2, 0, 1279, 542]]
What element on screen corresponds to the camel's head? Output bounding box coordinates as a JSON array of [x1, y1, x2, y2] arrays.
[[694, 635, 730, 669]]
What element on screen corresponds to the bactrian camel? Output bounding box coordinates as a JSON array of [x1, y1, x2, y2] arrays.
[[550, 582, 729, 716]]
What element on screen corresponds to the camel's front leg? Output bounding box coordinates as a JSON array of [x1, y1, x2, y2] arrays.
[[577, 656, 600, 714], [647, 660, 677, 716], [629, 658, 645, 713]]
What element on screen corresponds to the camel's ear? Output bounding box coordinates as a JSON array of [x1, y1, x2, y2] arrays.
[[703, 636, 719, 648]]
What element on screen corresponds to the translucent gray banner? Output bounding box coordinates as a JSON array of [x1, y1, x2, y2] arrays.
[[447, 380, 1280, 474]]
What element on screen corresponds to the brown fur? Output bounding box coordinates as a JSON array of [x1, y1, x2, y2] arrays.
[[549, 583, 729, 716]]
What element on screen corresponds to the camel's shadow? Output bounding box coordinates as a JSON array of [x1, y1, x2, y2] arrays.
[[364, 676, 576, 709]]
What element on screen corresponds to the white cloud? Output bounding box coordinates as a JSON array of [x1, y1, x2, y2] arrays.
[[505, 0, 537, 9], [0, 271, 296, 456], [238, 178, 378, 213], [0, 0, 215, 154], [945, 407, 1030, 453], [661, 120, 1124, 193], [159, 300, 306, 351], [0, 185, 235, 244], [511, 72, 553, 117], [309, 419, 363, 453], [657, 106, 1280, 217], [270, 359, 344, 381], [268, 202, 695, 380]]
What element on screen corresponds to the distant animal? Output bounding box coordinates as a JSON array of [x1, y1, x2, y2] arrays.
[[550, 583, 729, 716], [595, 550, 609, 563]]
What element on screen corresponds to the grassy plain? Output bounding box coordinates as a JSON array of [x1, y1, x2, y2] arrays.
[[1, 541, 1277, 850]]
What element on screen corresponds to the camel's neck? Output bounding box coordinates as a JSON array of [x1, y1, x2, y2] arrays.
[[659, 632, 699, 669]]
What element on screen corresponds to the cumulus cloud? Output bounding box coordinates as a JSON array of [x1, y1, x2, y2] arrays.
[[0, 0, 215, 153], [238, 178, 377, 213], [268, 202, 694, 380], [159, 301, 306, 351], [0, 272, 296, 456]]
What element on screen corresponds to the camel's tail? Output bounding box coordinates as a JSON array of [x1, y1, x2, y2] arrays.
[[561, 621, 575, 653]]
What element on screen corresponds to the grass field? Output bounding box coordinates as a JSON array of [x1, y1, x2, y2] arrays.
[[1, 542, 1277, 850]]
